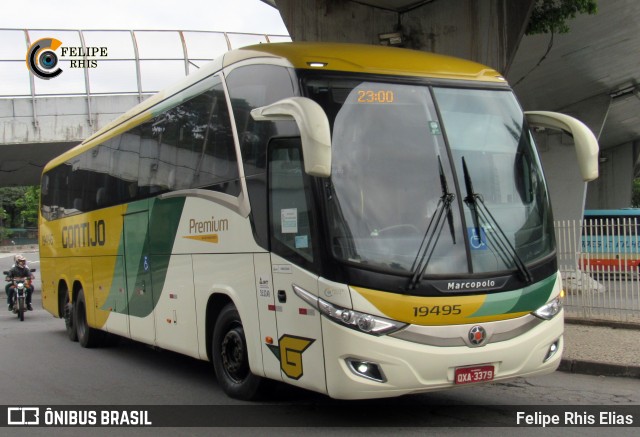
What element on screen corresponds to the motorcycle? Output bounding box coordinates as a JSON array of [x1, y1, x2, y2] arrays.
[[4, 270, 35, 322]]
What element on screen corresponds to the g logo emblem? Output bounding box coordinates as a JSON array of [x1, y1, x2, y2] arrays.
[[26, 38, 63, 80], [266, 335, 315, 380]]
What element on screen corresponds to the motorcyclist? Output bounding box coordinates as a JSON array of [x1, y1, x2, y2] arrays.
[[5, 255, 28, 307], [6, 255, 34, 311]]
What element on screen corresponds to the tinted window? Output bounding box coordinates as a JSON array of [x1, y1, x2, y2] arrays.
[[269, 138, 317, 266], [41, 76, 239, 220], [226, 65, 298, 176]]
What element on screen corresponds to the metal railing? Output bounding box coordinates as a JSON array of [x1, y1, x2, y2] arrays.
[[556, 218, 640, 324], [0, 28, 291, 99]]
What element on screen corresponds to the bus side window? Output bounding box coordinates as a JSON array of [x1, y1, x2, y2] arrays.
[[226, 65, 299, 250], [226, 65, 299, 176], [268, 138, 317, 268]]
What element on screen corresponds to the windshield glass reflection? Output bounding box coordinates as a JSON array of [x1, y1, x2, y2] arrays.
[[434, 87, 555, 273], [303, 76, 554, 277]]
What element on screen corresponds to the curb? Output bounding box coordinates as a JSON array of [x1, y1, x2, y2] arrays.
[[565, 317, 640, 331], [560, 318, 640, 379], [0, 245, 38, 254], [559, 359, 640, 379]]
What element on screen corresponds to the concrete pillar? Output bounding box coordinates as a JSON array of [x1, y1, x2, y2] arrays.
[[586, 142, 634, 209], [534, 130, 584, 221], [543, 93, 613, 218], [273, 0, 397, 44], [533, 93, 612, 273], [274, 0, 535, 73], [534, 93, 635, 213]]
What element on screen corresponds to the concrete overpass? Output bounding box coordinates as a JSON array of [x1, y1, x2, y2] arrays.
[[268, 0, 640, 215], [270, 0, 533, 74], [507, 0, 640, 211], [2, 1, 639, 217], [0, 94, 146, 186], [0, 29, 290, 186]]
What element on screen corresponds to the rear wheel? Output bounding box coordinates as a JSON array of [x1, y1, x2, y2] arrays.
[[74, 289, 104, 348], [212, 304, 264, 400], [64, 290, 78, 342]]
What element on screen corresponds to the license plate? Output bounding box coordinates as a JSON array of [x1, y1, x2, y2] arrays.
[[454, 365, 494, 385]]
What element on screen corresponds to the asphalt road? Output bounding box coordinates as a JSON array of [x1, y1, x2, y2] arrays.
[[1, 252, 639, 436]]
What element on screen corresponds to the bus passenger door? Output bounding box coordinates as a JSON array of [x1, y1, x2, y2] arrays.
[[123, 205, 156, 345], [267, 138, 327, 395], [269, 256, 325, 394], [253, 253, 281, 381]]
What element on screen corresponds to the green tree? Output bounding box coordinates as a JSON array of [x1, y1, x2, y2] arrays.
[[526, 0, 598, 35], [0, 207, 9, 242], [514, 0, 598, 87], [0, 186, 39, 228], [14, 186, 40, 227]]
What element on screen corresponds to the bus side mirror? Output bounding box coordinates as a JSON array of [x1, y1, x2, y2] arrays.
[[251, 97, 332, 178], [525, 111, 599, 182]]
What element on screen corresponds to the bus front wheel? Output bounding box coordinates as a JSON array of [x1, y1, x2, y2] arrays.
[[212, 303, 263, 400]]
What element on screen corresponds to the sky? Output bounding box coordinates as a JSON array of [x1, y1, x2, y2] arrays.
[[0, 0, 290, 96], [0, 0, 289, 34]]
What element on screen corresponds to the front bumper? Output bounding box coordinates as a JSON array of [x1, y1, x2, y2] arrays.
[[322, 311, 564, 400]]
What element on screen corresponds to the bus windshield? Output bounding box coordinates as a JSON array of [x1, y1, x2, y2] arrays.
[[303, 75, 555, 277]]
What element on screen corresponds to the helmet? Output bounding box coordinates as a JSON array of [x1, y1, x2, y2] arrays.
[[15, 255, 26, 265]]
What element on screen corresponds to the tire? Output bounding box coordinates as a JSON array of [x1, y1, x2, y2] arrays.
[[74, 289, 105, 348], [64, 291, 78, 342], [212, 303, 263, 400], [18, 298, 24, 322]]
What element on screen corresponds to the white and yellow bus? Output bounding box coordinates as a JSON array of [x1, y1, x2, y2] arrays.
[[39, 42, 598, 400]]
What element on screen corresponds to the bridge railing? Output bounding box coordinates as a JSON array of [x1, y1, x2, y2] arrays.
[[0, 28, 291, 100]]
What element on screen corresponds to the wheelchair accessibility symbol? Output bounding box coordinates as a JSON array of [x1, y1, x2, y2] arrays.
[[467, 227, 487, 250]]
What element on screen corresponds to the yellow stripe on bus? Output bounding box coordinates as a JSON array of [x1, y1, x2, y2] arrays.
[[352, 286, 529, 326]]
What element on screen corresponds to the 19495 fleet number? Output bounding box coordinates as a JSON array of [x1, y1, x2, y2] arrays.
[[413, 305, 462, 317]]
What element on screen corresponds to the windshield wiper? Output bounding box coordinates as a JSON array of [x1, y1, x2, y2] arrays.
[[462, 158, 481, 244], [461, 157, 533, 283], [407, 156, 455, 290]]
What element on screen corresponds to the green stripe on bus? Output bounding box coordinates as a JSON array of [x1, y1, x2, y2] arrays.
[[148, 196, 187, 311], [469, 273, 556, 317], [104, 197, 185, 317]]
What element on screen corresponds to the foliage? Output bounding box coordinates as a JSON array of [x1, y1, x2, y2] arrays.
[[0, 207, 8, 241], [14, 186, 40, 227], [0, 186, 40, 228], [526, 0, 597, 35]]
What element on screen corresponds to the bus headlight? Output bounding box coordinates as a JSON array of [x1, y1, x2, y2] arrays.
[[533, 296, 563, 320], [292, 284, 407, 336]]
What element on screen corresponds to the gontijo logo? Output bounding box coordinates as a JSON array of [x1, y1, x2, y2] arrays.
[[26, 38, 63, 80]]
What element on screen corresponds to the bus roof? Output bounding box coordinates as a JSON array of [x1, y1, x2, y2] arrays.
[[43, 42, 507, 172], [231, 42, 506, 83], [584, 209, 640, 217]]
